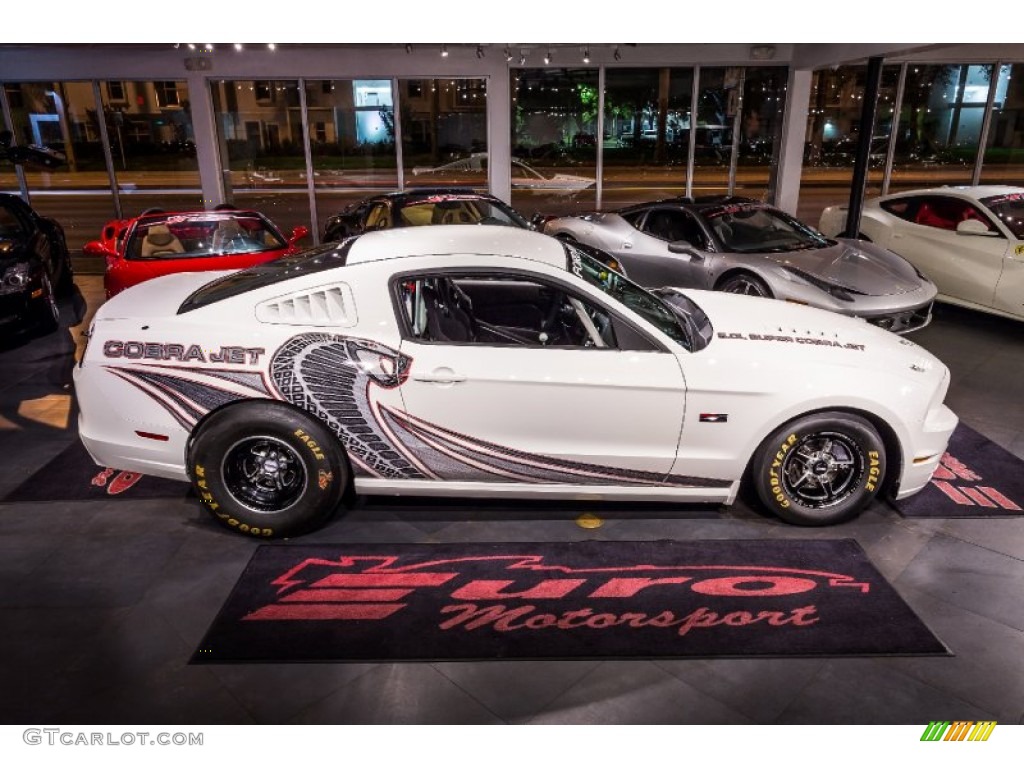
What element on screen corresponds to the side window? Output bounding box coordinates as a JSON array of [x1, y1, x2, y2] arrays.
[[363, 203, 391, 230], [641, 208, 706, 247], [395, 273, 657, 351], [879, 198, 917, 222], [621, 210, 646, 228], [906, 195, 996, 232]]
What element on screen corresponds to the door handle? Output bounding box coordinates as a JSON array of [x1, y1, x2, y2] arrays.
[[621, 242, 633, 249], [413, 368, 467, 385]]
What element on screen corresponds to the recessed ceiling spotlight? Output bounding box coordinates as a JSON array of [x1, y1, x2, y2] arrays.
[[187, 43, 196, 50], [544, 49, 552, 65], [519, 51, 527, 66], [504, 46, 513, 63], [582, 46, 590, 64], [205, 44, 214, 51], [234, 43, 243, 52], [267, 43, 276, 51], [441, 44, 449, 58]]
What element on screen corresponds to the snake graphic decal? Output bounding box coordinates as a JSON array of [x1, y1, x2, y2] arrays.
[[105, 332, 727, 489]]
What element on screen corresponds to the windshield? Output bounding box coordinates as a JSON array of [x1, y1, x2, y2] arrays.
[[178, 239, 353, 314], [127, 213, 287, 261], [564, 243, 693, 349], [700, 203, 832, 254], [396, 195, 528, 228], [981, 193, 1024, 239]]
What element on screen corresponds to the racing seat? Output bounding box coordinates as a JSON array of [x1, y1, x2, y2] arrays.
[[422, 278, 477, 342], [140, 225, 185, 257]]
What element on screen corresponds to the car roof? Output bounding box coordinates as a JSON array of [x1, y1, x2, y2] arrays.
[[344, 224, 567, 269], [619, 195, 763, 215], [880, 185, 1024, 202]]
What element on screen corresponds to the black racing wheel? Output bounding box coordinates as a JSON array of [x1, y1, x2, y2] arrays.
[[188, 402, 350, 537], [751, 411, 885, 526]]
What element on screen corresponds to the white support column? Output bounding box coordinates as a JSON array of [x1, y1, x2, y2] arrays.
[[487, 69, 512, 204], [774, 67, 813, 217], [186, 72, 225, 209]]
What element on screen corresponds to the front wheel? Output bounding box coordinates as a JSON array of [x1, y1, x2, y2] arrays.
[[751, 411, 885, 526], [188, 402, 350, 537], [718, 272, 772, 298]]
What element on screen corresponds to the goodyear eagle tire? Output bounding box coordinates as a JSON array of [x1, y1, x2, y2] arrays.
[[188, 402, 349, 538], [752, 411, 885, 526]]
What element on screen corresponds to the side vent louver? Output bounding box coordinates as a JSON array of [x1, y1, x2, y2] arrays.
[[256, 284, 357, 327]]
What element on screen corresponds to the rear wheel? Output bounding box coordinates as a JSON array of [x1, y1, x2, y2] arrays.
[[188, 402, 349, 537], [751, 411, 885, 526], [718, 272, 772, 298]]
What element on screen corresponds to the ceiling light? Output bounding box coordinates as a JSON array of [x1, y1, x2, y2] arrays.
[[441, 44, 449, 57], [234, 43, 243, 52], [267, 43, 276, 51], [405, 44, 413, 54], [519, 49, 527, 66], [582, 46, 590, 64], [504, 46, 513, 63], [544, 49, 552, 65], [205, 44, 214, 51], [187, 43, 196, 50]]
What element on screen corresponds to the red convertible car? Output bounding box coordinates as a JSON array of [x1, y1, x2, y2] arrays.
[[84, 209, 309, 298]]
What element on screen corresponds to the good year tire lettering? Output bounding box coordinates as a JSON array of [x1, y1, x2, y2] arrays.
[[768, 434, 798, 508]]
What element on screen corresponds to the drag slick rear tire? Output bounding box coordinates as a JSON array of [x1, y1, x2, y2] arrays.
[[752, 411, 885, 526], [188, 402, 349, 538]]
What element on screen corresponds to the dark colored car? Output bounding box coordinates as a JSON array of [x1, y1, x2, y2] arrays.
[[0, 193, 73, 338], [322, 189, 531, 242], [322, 189, 626, 273]]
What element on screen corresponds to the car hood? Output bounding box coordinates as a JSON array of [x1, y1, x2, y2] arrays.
[[679, 288, 943, 376], [94, 269, 237, 320], [759, 238, 924, 296]]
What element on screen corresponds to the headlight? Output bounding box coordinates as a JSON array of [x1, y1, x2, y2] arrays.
[[780, 265, 864, 303], [0, 262, 34, 295]]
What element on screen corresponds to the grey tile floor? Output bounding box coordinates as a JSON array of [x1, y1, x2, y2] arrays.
[[1, 277, 1022, 725]]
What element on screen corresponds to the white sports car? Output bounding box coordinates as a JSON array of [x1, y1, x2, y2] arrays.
[[74, 227, 957, 537], [819, 186, 1024, 321]]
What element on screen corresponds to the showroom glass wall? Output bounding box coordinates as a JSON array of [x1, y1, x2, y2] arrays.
[[511, 65, 787, 216], [0, 79, 201, 249], [3, 59, 1022, 254], [797, 62, 1018, 225]]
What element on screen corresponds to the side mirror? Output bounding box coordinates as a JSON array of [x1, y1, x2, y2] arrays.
[[956, 219, 999, 237], [289, 225, 310, 243], [668, 240, 704, 259], [83, 240, 116, 259]]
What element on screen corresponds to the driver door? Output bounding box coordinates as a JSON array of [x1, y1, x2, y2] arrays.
[[619, 207, 710, 290], [393, 270, 687, 482]]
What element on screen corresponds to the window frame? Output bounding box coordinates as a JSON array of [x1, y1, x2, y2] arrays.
[[388, 266, 670, 353]]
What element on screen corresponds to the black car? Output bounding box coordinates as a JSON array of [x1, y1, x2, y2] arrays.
[[322, 188, 626, 273], [322, 188, 531, 241], [0, 193, 74, 338]]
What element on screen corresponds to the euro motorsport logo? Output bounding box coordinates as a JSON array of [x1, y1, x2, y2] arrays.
[[920, 721, 996, 741]]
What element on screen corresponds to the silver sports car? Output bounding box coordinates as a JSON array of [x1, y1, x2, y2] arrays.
[[543, 196, 937, 333]]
